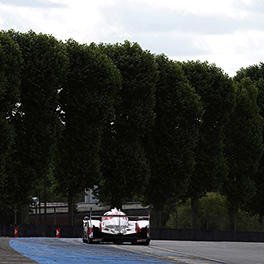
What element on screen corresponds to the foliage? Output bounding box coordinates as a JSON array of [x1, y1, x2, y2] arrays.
[[0, 31, 22, 207], [55, 40, 121, 223], [145, 56, 202, 213], [6, 30, 68, 220], [224, 78, 264, 230], [235, 64, 264, 218], [96, 41, 158, 208], [199, 192, 229, 231], [1, 29, 264, 230], [182, 61, 235, 195], [181, 61, 235, 229], [166, 193, 262, 231]]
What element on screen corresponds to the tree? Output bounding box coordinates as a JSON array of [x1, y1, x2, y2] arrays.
[[224, 78, 263, 230], [144, 55, 202, 226], [234, 65, 264, 228], [0, 31, 22, 223], [97, 41, 158, 208], [55, 40, 121, 224], [181, 61, 235, 229], [7, 30, 68, 223]]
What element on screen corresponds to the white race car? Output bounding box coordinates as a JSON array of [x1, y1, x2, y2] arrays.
[[82, 208, 150, 245]]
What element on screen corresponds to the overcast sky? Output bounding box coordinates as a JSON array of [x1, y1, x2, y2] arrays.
[[1, 0, 264, 76]]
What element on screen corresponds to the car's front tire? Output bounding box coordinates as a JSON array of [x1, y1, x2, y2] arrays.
[[83, 232, 93, 244]]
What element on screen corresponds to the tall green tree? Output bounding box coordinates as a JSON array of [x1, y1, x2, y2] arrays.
[[8, 30, 68, 222], [235, 64, 264, 226], [0, 31, 22, 222], [224, 78, 263, 230], [56, 40, 121, 224], [181, 61, 235, 229], [144, 56, 203, 226], [97, 41, 158, 208]]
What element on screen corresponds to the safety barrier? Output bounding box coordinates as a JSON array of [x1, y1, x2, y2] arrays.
[[150, 228, 264, 242], [1, 224, 264, 242], [0, 224, 81, 238]]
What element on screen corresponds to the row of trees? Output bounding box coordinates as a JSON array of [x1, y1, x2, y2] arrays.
[[0, 30, 263, 230]]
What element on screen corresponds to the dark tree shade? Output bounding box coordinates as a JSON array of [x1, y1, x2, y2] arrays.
[[0, 31, 22, 206], [56, 40, 121, 224], [224, 78, 263, 230], [181, 61, 235, 229], [234, 64, 264, 220], [7, 31, 68, 210], [97, 41, 158, 208], [145, 56, 202, 214]]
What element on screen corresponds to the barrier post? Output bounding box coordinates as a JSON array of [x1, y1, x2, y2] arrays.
[[14, 226, 18, 238], [56, 227, 61, 238]]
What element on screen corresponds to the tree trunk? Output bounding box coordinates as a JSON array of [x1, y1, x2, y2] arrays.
[[21, 204, 30, 224], [247, 212, 250, 231], [68, 191, 75, 226], [150, 208, 162, 228], [175, 208, 178, 229], [191, 195, 200, 230], [44, 173, 47, 224], [150, 207, 169, 228], [38, 197, 42, 224], [228, 204, 237, 231], [14, 205, 17, 225], [110, 196, 122, 210]]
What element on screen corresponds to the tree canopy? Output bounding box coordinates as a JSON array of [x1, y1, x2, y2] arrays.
[[55, 40, 121, 224], [145, 56, 202, 212], [0, 30, 263, 230], [224, 78, 263, 230], [181, 61, 235, 229], [0, 31, 22, 210], [96, 41, 158, 208]]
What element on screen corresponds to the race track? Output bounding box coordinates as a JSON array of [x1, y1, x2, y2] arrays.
[[4, 237, 264, 264]]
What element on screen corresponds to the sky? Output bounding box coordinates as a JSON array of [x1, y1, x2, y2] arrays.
[[1, 0, 264, 76]]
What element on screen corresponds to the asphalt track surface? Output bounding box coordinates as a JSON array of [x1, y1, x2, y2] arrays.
[[0, 237, 36, 263], [0, 237, 263, 264]]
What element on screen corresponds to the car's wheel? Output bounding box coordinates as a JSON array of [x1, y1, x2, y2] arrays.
[[114, 239, 122, 245], [143, 240, 150, 246], [83, 232, 92, 243], [86, 234, 93, 244], [134, 240, 150, 246], [83, 234, 87, 243]]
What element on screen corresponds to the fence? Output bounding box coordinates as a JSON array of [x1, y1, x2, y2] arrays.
[[1, 224, 264, 242], [150, 228, 264, 242]]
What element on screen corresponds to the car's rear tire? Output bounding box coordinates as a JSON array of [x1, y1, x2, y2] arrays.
[[143, 240, 150, 246], [133, 239, 150, 246]]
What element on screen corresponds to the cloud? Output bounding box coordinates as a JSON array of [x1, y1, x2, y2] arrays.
[[0, 0, 64, 8], [0, 0, 264, 76], [101, 0, 264, 35], [171, 29, 264, 76], [0, 0, 65, 8], [131, 32, 207, 57]]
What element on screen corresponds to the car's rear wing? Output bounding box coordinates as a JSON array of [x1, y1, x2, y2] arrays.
[[84, 214, 150, 221]]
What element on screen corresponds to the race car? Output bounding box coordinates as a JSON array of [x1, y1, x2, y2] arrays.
[[82, 208, 150, 245]]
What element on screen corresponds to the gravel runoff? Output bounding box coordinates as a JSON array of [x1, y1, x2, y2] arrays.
[[0, 237, 37, 264]]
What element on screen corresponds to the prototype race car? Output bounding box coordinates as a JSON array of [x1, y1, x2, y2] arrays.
[[82, 208, 150, 245]]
